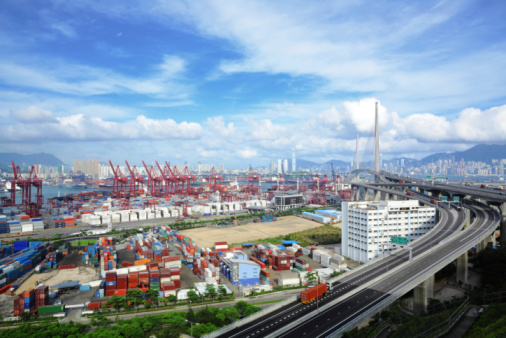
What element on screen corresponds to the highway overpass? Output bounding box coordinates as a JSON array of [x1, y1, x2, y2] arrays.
[[207, 176, 501, 337]]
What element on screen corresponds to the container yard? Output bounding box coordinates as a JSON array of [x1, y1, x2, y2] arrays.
[[0, 215, 350, 320]]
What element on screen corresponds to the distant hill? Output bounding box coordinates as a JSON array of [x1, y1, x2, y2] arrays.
[[0, 152, 64, 169], [420, 144, 506, 164]]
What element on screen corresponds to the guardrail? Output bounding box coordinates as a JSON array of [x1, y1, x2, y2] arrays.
[[413, 296, 469, 338], [204, 295, 298, 338], [325, 207, 498, 337]]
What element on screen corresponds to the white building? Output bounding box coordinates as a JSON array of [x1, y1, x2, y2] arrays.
[[342, 200, 436, 263], [277, 159, 282, 174], [283, 159, 289, 174]]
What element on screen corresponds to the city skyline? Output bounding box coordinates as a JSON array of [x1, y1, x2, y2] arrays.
[[1, 1, 506, 167]]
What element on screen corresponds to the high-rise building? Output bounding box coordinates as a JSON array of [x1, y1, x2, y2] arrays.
[[270, 160, 276, 174], [283, 159, 289, 174], [277, 159, 282, 174], [342, 200, 435, 263], [292, 148, 296, 173], [219, 163, 225, 173]]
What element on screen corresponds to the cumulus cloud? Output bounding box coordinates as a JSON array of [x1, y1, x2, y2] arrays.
[[238, 149, 258, 158], [205, 116, 235, 137], [10, 106, 57, 123], [1, 107, 202, 141]]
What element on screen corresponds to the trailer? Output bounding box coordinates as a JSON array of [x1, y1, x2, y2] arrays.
[[300, 282, 328, 304]]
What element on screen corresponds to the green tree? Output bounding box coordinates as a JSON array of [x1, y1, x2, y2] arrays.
[[205, 283, 218, 301], [306, 271, 317, 285], [219, 307, 239, 324], [159, 297, 168, 307], [330, 270, 341, 278], [167, 294, 177, 305], [107, 295, 127, 313], [187, 290, 199, 304], [190, 323, 218, 338], [126, 289, 143, 311], [186, 307, 196, 323], [145, 289, 160, 308]]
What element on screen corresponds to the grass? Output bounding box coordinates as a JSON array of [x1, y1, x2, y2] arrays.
[[250, 299, 285, 306], [232, 224, 341, 247], [70, 239, 97, 246]]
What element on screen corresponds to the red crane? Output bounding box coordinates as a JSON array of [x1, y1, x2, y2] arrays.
[[208, 166, 223, 193], [142, 161, 164, 197], [125, 161, 145, 197], [182, 165, 196, 196], [10, 162, 43, 217], [244, 167, 261, 195], [156, 161, 175, 197], [109, 161, 129, 198]]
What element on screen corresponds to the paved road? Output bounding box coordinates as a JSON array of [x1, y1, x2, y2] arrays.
[[216, 186, 499, 337]]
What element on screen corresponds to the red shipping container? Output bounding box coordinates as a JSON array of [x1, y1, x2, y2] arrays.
[[174, 280, 181, 289], [300, 283, 327, 304], [122, 261, 134, 267], [87, 302, 101, 310], [169, 267, 180, 275], [114, 290, 127, 296], [106, 272, 117, 282], [105, 289, 115, 297]]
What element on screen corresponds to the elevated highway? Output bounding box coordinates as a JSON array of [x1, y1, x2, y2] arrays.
[[208, 177, 501, 338]]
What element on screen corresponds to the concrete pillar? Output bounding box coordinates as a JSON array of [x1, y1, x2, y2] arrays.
[[476, 238, 487, 252], [500, 203, 506, 239], [392, 193, 398, 200], [374, 190, 381, 201], [413, 274, 435, 315], [456, 252, 468, 286], [465, 209, 471, 228], [380, 191, 387, 201]]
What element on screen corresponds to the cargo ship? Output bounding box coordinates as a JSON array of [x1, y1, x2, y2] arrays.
[[58, 179, 87, 188]]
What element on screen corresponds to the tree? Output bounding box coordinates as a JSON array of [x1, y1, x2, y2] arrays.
[[187, 290, 199, 304], [167, 294, 177, 305], [107, 295, 127, 313], [205, 283, 218, 302], [330, 270, 341, 278], [126, 289, 143, 311], [190, 323, 218, 338], [145, 289, 160, 308], [306, 271, 317, 285], [186, 307, 196, 323], [159, 297, 168, 307]]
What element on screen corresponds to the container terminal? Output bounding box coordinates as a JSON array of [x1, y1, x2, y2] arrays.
[[0, 159, 350, 320]]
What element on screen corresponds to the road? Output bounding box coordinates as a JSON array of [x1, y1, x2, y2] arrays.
[[214, 185, 499, 337]]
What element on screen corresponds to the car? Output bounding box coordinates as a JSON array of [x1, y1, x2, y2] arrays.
[[53, 299, 62, 305]]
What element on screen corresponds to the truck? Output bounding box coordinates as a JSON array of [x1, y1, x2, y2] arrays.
[[406, 191, 413, 196], [300, 282, 328, 304]]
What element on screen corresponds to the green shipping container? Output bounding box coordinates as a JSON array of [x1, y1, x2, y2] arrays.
[[38, 305, 65, 314]]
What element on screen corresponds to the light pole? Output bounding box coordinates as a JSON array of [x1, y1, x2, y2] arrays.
[[316, 275, 320, 313], [186, 319, 198, 337]]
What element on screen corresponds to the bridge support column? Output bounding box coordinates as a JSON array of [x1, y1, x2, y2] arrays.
[[476, 238, 488, 253], [500, 203, 506, 239], [464, 209, 471, 228], [373, 190, 381, 201], [414, 274, 434, 315], [456, 252, 468, 286], [380, 191, 387, 201]]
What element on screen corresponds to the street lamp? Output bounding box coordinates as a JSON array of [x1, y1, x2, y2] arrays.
[[186, 319, 198, 337]]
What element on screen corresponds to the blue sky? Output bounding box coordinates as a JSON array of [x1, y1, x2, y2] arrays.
[[1, 0, 506, 168]]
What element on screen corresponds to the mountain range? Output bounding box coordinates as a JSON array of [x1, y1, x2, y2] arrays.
[[1, 144, 505, 173], [0, 152, 64, 170]]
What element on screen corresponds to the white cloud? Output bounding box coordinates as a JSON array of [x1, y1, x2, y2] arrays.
[[10, 106, 56, 123], [0, 54, 189, 98], [1, 107, 202, 141], [205, 116, 235, 137], [237, 149, 258, 158]]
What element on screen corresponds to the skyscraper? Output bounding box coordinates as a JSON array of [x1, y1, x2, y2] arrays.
[[283, 159, 289, 174], [277, 159, 282, 174], [292, 148, 296, 173]]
